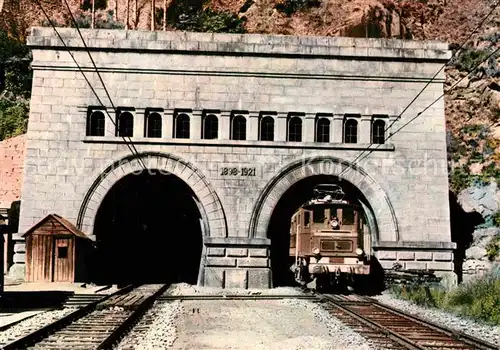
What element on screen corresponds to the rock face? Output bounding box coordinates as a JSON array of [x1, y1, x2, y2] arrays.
[[457, 182, 500, 281], [0, 134, 25, 209], [458, 181, 500, 217]]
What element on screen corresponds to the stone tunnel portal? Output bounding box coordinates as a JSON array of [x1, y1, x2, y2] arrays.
[[92, 170, 203, 285], [268, 175, 378, 287]]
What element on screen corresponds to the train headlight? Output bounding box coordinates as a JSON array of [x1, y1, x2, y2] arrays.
[[356, 248, 364, 256], [312, 247, 320, 255]]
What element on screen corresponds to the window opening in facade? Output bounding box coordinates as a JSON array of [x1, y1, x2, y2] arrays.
[[344, 119, 358, 144], [287, 116, 302, 142], [146, 112, 162, 138], [315, 117, 330, 143], [203, 114, 218, 139], [117, 112, 134, 137], [231, 115, 247, 140], [88, 111, 105, 136], [175, 113, 190, 139], [57, 246, 68, 259], [372, 119, 386, 144], [260, 116, 274, 141]]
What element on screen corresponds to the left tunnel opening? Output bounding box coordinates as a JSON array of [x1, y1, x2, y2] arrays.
[[91, 169, 203, 286]]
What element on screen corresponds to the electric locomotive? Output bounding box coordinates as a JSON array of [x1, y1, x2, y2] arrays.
[[289, 184, 371, 290]]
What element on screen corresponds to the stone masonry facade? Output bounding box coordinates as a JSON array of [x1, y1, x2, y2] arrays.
[[11, 27, 456, 287]]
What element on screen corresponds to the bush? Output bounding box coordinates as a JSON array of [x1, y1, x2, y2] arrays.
[[449, 165, 473, 194], [486, 236, 500, 261], [275, 0, 321, 16], [452, 49, 491, 72], [0, 99, 29, 141], [390, 272, 500, 325], [446, 274, 500, 324], [167, 0, 246, 33]]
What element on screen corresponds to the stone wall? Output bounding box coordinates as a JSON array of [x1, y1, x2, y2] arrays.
[[0, 134, 25, 209], [12, 27, 456, 287]]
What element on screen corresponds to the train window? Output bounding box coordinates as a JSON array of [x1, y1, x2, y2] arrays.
[[342, 207, 354, 225], [313, 208, 325, 223], [304, 211, 310, 227]]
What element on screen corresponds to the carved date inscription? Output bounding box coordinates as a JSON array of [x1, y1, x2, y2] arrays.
[[220, 167, 256, 176]]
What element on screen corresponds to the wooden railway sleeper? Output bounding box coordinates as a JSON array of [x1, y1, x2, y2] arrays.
[[321, 296, 426, 350], [370, 302, 499, 350]]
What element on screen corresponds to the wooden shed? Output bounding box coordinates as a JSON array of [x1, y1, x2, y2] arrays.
[[24, 214, 93, 283]]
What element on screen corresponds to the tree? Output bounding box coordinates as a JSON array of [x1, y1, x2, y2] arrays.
[[0, 28, 31, 141]]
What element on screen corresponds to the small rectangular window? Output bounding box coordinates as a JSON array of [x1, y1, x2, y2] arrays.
[[342, 208, 355, 225], [58, 246, 68, 259], [313, 208, 325, 223], [304, 211, 310, 227]]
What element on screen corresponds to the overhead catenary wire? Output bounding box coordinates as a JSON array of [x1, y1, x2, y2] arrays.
[[31, 0, 147, 171], [61, 0, 149, 171], [347, 45, 500, 170], [339, 0, 500, 177]]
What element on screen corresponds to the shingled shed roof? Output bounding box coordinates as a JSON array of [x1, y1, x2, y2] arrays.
[[23, 213, 90, 239]]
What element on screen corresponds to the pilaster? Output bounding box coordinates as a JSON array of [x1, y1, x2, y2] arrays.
[[275, 112, 288, 142], [303, 113, 315, 142], [248, 112, 259, 141], [220, 111, 230, 140], [360, 115, 371, 144], [332, 115, 343, 143], [190, 110, 203, 140], [162, 109, 174, 139], [133, 110, 144, 138]]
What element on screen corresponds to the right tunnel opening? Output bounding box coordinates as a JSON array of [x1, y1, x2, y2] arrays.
[[267, 175, 384, 292]]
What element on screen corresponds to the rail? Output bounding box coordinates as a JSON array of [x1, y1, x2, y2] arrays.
[[1, 284, 134, 349], [320, 294, 499, 350]]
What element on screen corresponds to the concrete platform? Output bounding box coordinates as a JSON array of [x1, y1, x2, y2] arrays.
[[0, 309, 47, 329], [3, 282, 113, 294]]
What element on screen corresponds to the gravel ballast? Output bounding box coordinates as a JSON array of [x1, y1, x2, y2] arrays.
[[165, 282, 305, 296], [0, 308, 75, 346], [115, 300, 182, 350], [374, 293, 500, 346], [279, 298, 376, 349]]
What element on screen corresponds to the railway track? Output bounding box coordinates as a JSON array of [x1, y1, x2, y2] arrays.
[[1, 284, 169, 350], [319, 294, 499, 350]]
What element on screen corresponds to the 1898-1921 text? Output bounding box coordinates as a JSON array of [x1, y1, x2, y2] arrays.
[[220, 167, 256, 176]]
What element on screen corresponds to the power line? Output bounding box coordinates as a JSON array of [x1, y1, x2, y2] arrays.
[[348, 45, 500, 169], [32, 0, 147, 171], [61, 0, 148, 171], [341, 0, 500, 176]]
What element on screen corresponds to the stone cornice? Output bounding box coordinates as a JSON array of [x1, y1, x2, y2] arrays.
[[27, 27, 451, 63]]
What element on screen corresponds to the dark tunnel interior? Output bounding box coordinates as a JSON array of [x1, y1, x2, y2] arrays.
[[449, 191, 484, 283], [268, 175, 374, 287], [92, 170, 203, 286]]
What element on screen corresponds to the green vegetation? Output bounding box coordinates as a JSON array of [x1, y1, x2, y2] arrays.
[[452, 48, 491, 72], [449, 165, 473, 194], [0, 28, 32, 141], [0, 99, 29, 140], [389, 272, 500, 325], [166, 0, 246, 33], [493, 212, 500, 227], [275, 0, 321, 16], [486, 235, 500, 261]]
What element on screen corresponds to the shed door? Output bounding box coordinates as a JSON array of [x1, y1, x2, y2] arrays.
[[53, 238, 73, 282]]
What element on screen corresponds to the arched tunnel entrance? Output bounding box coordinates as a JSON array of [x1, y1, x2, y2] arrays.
[[267, 175, 378, 287], [91, 170, 203, 285]]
